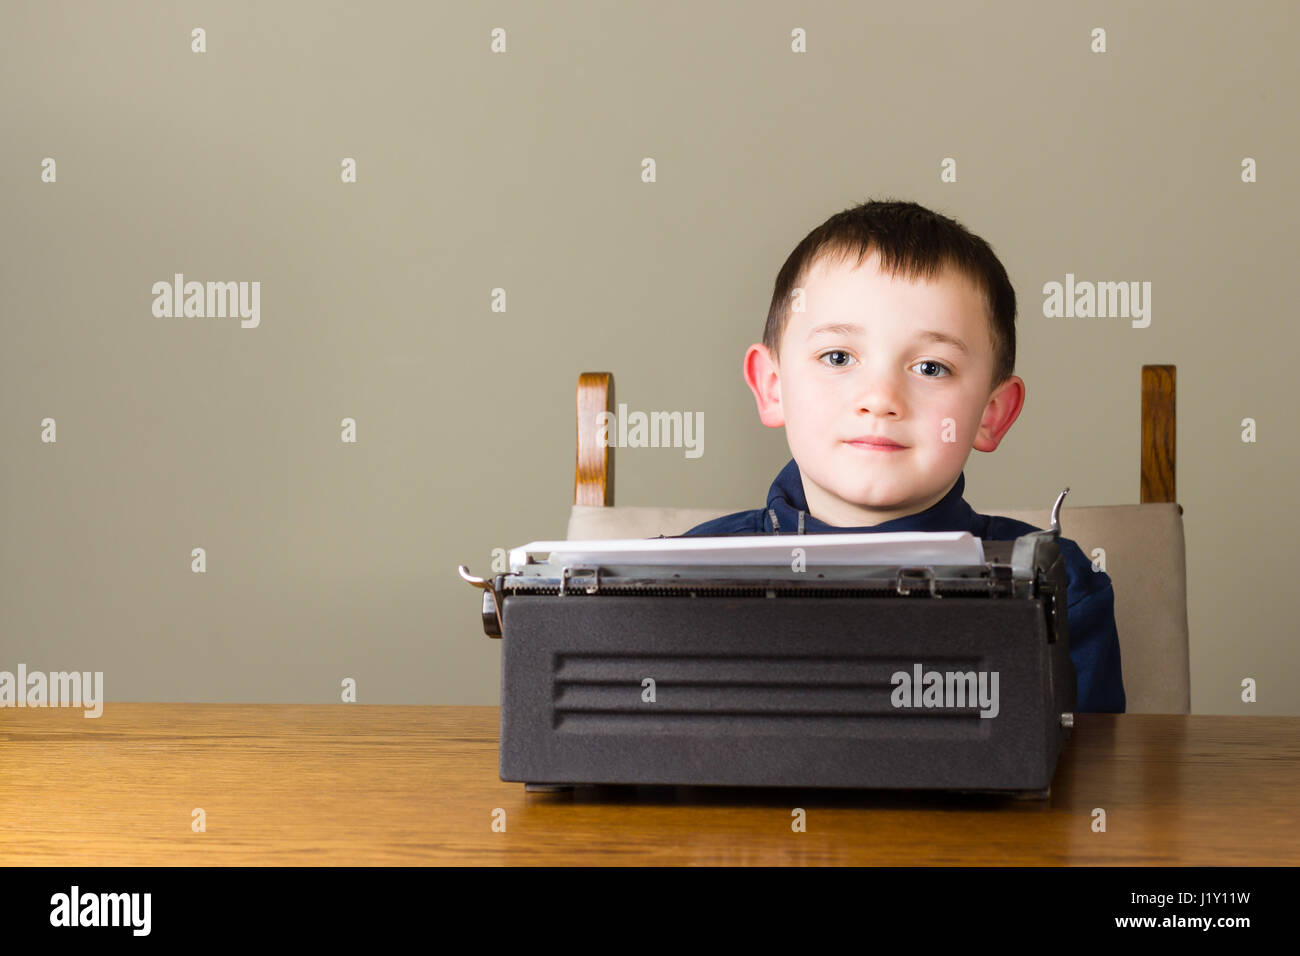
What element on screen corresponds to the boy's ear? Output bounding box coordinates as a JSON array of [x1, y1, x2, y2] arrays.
[[744, 344, 785, 428], [973, 375, 1026, 452]]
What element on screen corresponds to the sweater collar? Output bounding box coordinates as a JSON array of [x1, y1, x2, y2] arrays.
[[764, 457, 975, 533]]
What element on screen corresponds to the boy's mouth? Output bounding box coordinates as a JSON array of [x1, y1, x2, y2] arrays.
[[845, 436, 907, 451]]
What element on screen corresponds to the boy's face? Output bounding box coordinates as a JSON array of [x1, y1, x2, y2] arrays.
[[744, 250, 1025, 527]]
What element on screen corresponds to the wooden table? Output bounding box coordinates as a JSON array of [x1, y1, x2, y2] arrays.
[[2, 705, 1296, 865]]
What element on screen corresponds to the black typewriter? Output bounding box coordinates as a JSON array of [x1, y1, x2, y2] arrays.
[[459, 490, 1076, 799]]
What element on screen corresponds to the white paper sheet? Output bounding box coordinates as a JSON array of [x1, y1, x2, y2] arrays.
[[509, 531, 985, 571]]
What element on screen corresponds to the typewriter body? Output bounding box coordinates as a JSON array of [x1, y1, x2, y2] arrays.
[[460, 492, 1076, 799]]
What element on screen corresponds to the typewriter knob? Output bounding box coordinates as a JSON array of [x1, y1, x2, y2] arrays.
[[480, 589, 502, 638]]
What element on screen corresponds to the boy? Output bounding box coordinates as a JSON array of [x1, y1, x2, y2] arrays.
[[680, 199, 1126, 713]]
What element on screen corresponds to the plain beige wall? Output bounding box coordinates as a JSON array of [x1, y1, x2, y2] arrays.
[[2, 1, 1296, 714]]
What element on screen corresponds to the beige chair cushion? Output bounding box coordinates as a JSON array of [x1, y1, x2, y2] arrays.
[[567, 505, 734, 540], [985, 502, 1190, 715], [566, 501, 1190, 715]]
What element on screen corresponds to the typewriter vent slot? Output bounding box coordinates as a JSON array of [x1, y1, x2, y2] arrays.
[[550, 654, 995, 738]]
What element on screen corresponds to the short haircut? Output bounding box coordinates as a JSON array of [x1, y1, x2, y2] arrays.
[[762, 198, 1017, 392]]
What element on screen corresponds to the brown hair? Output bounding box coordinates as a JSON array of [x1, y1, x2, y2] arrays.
[[762, 198, 1017, 392]]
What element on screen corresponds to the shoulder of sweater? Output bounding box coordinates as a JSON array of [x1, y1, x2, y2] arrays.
[[679, 508, 764, 536]]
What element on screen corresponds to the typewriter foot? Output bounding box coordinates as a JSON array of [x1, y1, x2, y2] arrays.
[[1010, 786, 1051, 801], [524, 783, 575, 792]]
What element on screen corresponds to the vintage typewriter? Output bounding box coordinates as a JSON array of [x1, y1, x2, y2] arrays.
[[459, 490, 1076, 799]]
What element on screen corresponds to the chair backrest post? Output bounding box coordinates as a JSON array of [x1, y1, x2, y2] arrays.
[[575, 371, 615, 507], [1141, 364, 1176, 503]]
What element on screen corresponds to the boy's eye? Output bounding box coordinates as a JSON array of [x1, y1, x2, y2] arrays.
[[911, 360, 952, 378], [819, 350, 855, 368]]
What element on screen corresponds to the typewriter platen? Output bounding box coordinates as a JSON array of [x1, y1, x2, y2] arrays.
[[460, 490, 1076, 799]]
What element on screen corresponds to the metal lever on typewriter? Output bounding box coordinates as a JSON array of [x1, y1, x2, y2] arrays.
[[458, 565, 504, 638], [1049, 486, 1067, 536], [1009, 487, 1069, 643]]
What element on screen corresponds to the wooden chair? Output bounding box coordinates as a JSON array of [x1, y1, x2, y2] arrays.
[[566, 367, 1190, 715]]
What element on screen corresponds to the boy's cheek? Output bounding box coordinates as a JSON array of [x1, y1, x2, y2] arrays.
[[919, 404, 977, 439]]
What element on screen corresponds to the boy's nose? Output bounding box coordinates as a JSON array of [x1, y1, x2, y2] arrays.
[[853, 377, 905, 417]]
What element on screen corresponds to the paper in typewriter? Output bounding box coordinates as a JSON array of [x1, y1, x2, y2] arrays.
[[509, 531, 985, 571]]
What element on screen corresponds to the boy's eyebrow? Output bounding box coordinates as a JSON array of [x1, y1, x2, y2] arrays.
[[806, 322, 970, 355]]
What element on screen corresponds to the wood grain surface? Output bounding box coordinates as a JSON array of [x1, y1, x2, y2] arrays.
[[2, 705, 1296, 865]]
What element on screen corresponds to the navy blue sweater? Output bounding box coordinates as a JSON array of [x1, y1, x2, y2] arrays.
[[680, 458, 1126, 713]]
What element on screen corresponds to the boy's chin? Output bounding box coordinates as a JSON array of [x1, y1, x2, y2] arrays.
[[823, 465, 942, 499], [822, 478, 914, 507]]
